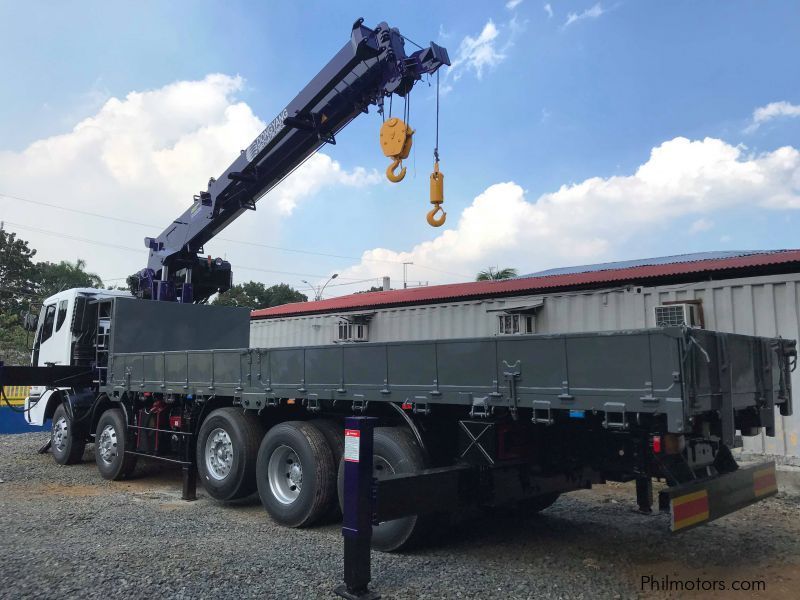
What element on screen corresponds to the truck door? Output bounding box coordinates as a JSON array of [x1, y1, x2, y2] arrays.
[[35, 299, 71, 366]]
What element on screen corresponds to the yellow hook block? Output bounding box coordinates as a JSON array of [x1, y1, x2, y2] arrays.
[[380, 118, 414, 184], [380, 118, 414, 158], [427, 162, 446, 227]]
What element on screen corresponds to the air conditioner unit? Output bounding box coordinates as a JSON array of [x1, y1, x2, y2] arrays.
[[654, 303, 698, 328]]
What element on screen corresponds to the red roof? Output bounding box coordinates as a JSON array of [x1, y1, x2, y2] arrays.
[[251, 249, 800, 319]]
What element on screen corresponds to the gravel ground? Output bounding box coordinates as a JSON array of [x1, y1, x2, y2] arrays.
[[1, 432, 799, 599]]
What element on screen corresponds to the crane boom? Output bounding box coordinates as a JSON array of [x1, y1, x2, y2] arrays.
[[134, 19, 449, 303]]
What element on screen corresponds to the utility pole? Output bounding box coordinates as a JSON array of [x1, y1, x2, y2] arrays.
[[402, 262, 413, 289]]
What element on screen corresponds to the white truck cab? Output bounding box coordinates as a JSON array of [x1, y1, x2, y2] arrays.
[[24, 287, 130, 426]]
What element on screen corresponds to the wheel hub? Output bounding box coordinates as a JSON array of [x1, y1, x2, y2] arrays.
[[205, 428, 234, 481], [268, 445, 303, 505], [52, 416, 68, 453], [98, 424, 118, 464]]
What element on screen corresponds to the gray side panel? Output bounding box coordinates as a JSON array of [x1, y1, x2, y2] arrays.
[[110, 299, 249, 354], [343, 345, 387, 389]]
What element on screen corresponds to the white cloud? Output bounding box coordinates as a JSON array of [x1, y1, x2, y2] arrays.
[[563, 3, 605, 28], [448, 20, 506, 82], [544, 3, 554, 18], [506, 0, 524, 9], [745, 101, 800, 133], [689, 218, 714, 233], [0, 74, 379, 281], [337, 137, 800, 288]]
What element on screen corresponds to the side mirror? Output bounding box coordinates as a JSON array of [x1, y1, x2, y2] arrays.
[[22, 311, 38, 332]]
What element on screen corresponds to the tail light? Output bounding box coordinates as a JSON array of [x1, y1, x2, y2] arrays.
[[651, 435, 663, 454]]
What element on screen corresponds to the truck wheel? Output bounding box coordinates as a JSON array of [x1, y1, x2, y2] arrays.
[[51, 403, 86, 465], [256, 421, 335, 527], [519, 492, 560, 513], [312, 419, 344, 464], [95, 409, 138, 480], [196, 407, 265, 501], [337, 427, 426, 552]]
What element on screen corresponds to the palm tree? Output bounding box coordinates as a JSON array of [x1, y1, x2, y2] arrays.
[[476, 267, 518, 281]]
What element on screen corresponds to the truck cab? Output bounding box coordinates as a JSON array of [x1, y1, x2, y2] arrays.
[[24, 287, 130, 427]]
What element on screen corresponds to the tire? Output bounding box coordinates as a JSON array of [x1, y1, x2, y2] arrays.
[[337, 427, 426, 552], [196, 407, 265, 502], [51, 403, 86, 465], [94, 408, 138, 480], [312, 419, 344, 464], [256, 421, 335, 528], [311, 419, 345, 519], [519, 492, 560, 513]]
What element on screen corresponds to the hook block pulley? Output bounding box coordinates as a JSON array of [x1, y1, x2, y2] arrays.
[[380, 117, 414, 183]]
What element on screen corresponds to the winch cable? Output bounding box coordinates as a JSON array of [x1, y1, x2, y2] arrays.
[[427, 69, 446, 227]]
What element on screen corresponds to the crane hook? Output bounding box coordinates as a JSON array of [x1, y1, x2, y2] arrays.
[[427, 203, 446, 227], [386, 158, 407, 183], [427, 162, 446, 227]]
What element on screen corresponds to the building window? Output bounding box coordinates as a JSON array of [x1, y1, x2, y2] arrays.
[[336, 320, 368, 342], [498, 314, 534, 335]]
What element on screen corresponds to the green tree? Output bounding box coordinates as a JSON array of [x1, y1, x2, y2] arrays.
[[36, 259, 104, 298], [476, 267, 518, 281], [212, 281, 307, 309], [0, 229, 38, 363], [0, 229, 37, 312]]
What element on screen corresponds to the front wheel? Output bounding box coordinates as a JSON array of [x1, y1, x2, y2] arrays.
[[94, 408, 137, 480], [51, 403, 85, 465]]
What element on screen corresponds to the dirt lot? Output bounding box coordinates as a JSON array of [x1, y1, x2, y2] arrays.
[[1, 432, 799, 599]]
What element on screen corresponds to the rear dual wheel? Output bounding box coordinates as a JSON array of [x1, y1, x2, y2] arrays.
[[196, 407, 265, 501], [256, 420, 337, 528], [336, 427, 427, 552]]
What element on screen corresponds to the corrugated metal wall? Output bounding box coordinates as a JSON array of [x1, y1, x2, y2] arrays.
[[251, 272, 800, 462]]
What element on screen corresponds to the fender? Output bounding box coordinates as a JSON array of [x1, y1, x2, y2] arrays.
[[388, 401, 430, 463], [24, 388, 65, 427]]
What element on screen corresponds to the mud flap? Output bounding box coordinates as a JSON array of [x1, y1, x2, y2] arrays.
[[666, 461, 778, 532]]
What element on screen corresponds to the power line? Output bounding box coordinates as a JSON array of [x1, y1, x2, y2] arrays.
[[0, 191, 472, 279], [2, 221, 366, 282]]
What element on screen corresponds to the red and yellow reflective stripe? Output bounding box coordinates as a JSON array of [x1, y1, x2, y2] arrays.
[[672, 489, 709, 530], [753, 466, 778, 497]]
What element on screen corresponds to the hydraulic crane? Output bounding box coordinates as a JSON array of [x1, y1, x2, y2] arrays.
[[133, 19, 450, 304]]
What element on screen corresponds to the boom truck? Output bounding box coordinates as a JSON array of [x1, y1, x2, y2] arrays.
[[0, 19, 797, 563]]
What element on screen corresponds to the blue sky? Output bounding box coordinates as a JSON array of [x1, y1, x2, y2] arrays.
[[1, 1, 799, 294]]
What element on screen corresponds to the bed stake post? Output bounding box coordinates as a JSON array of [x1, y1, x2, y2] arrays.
[[334, 415, 379, 600]]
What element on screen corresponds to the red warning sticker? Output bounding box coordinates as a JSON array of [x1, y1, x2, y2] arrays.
[[344, 429, 360, 462]]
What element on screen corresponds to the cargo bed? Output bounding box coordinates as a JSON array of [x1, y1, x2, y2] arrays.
[[108, 327, 793, 445]]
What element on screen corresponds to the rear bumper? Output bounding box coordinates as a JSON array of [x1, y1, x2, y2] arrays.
[[666, 461, 778, 532]]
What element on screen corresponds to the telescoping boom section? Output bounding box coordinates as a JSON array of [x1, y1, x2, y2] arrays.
[[133, 19, 449, 303]]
